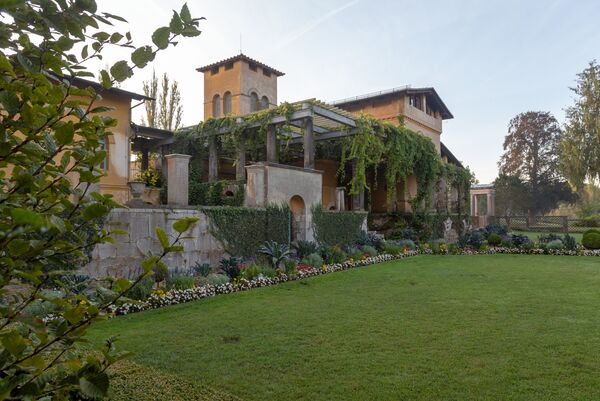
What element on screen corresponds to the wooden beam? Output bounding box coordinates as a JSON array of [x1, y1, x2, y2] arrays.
[[312, 104, 356, 127], [289, 128, 359, 144]]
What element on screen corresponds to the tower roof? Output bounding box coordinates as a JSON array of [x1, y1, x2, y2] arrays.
[[196, 53, 285, 77]]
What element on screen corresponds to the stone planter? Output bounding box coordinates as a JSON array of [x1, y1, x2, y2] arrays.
[[142, 187, 161, 205], [127, 181, 147, 207]]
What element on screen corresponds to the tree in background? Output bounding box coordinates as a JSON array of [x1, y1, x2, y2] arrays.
[[494, 174, 529, 216], [141, 70, 183, 131], [0, 1, 201, 398], [498, 111, 574, 215], [559, 61, 600, 198]]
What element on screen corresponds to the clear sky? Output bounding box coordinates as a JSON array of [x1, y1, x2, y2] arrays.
[[96, 0, 600, 183]]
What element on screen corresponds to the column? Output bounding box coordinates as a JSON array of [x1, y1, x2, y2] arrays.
[[472, 194, 478, 216], [351, 161, 365, 211], [165, 154, 192, 207], [486, 192, 494, 216], [303, 117, 314, 169], [141, 147, 149, 171], [266, 125, 277, 163], [236, 134, 246, 181], [208, 135, 218, 182], [335, 187, 346, 211]]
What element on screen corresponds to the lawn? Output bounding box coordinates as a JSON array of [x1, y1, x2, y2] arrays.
[[90, 255, 600, 401]]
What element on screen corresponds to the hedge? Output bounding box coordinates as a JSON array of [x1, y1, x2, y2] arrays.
[[201, 204, 290, 257], [311, 205, 367, 245]]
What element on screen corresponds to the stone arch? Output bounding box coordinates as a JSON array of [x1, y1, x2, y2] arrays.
[[260, 95, 269, 110], [289, 195, 306, 243], [249, 91, 259, 112]]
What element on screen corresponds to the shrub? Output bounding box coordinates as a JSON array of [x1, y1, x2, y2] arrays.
[[301, 253, 324, 268], [484, 224, 508, 237], [382, 242, 403, 255], [295, 240, 318, 259], [395, 239, 417, 251], [125, 276, 155, 301], [573, 216, 600, 227], [322, 245, 346, 264], [192, 262, 212, 277], [258, 240, 291, 270], [347, 247, 364, 260], [582, 229, 600, 250], [283, 259, 298, 275], [511, 233, 532, 248], [398, 227, 417, 241], [468, 231, 485, 249], [355, 231, 384, 251], [312, 205, 366, 245], [240, 264, 276, 280], [487, 233, 502, 246], [219, 257, 241, 279], [563, 234, 577, 251], [362, 245, 378, 257], [430, 239, 448, 254], [167, 275, 195, 291], [207, 273, 230, 286], [545, 239, 564, 250], [538, 233, 561, 245]]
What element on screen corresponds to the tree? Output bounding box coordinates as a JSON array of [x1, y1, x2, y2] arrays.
[[498, 111, 574, 215], [0, 1, 202, 399], [494, 174, 529, 216], [141, 70, 183, 131], [559, 61, 600, 197]]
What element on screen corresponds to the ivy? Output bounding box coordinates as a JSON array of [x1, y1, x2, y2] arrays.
[[311, 205, 367, 245], [189, 179, 244, 206], [201, 204, 291, 257]]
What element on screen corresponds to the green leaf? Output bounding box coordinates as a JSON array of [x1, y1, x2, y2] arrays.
[[110, 60, 132, 82], [141, 256, 159, 273], [169, 12, 183, 34], [172, 217, 198, 233], [54, 122, 74, 145], [16, 52, 34, 72], [2, 331, 27, 356], [79, 373, 109, 399], [110, 32, 124, 44], [156, 227, 169, 249], [151, 26, 170, 50], [82, 203, 109, 220], [7, 239, 30, 257], [130, 46, 154, 68], [11, 208, 44, 228], [100, 69, 111, 89], [180, 3, 192, 23], [0, 52, 14, 75], [0, 91, 19, 115]]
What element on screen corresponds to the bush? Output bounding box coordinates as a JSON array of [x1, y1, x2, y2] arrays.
[[258, 240, 291, 270], [511, 233, 532, 248], [382, 242, 403, 255], [355, 231, 384, 251], [395, 239, 417, 251], [301, 253, 324, 268], [192, 262, 212, 277], [312, 205, 366, 245], [563, 234, 577, 251], [398, 227, 417, 241], [295, 240, 318, 259], [538, 233, 562, 244], [573, 216, 600, 227], [484, 224, 508, 237], [468, 231, 485, 249], [487, 233, 502, 246], [207, 274, 230, 286], [361, 245, 378, 257], [582, 229, 600, 249], [430, 239, 448, 254], [219, 257, 241, 279], [126, 276, 155, 301], [167, 275, 195, 291], [240, 264, 276, 280], [347, 247, 364, 260], [324, 245, 347, 264], [545, 239, 564, 250]]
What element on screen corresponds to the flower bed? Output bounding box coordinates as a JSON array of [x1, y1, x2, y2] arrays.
[[111, 247, 600, 316]]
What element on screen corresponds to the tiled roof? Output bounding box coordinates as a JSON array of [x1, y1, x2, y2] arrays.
[[196, 53, 285, 77]]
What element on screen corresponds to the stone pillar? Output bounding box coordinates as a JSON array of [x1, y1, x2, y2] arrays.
[[208, 135, 218, 182], [236, 134, 246, 181], [351, 161, 365, 211], [472, 194, 478, 216], [266, 125, 278, 163], [165, 154, 191, 206], [486, 193, 493, 216], [303, 117, 314, 169], [141, 147, 149, 171], [335, 187, 346, 211]]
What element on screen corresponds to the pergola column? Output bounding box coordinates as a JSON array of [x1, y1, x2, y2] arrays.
[[236, 133, 246, 181], [266, 125, 278, 163], [208, 135, 218, 182], [351, 160, 365, 211], [303, 117, 314, 169], [165, 154, 191, 207], [140, 146, 149, 171]]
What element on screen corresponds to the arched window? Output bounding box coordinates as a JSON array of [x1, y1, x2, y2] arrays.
[[212, 94, 221, 117], [260, 96, 269, 110], [249, 92, 258, 112], [223, 91, 232, 115]]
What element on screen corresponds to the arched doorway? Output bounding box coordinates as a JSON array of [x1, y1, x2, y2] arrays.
[[289, 195, 306, 243]]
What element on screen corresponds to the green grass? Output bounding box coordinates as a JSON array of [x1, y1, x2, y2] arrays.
[[89, 255, 600, 401]]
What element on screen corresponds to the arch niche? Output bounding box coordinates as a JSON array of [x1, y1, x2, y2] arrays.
[[289, 195, 306, 243]]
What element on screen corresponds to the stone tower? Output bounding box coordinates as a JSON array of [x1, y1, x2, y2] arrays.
[[197, 54, 284, 119]]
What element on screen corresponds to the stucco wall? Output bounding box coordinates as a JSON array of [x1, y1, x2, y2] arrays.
[[82, 207, 224, 278]]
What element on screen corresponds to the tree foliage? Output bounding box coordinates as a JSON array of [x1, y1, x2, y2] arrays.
[[0, 1, 202, 398], [560, 61, 600, 196], [498, 111, 574, 215], [141, 70, 183, 131]]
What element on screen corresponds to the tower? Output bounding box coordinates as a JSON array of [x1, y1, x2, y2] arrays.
[[197, 54, 284, 119]]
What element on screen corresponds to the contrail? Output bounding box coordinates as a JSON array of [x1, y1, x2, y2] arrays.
[[275, 0, 360, 50]]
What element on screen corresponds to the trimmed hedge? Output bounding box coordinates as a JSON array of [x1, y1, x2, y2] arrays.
[[201, 204, 290, 257], [582, 229, 600, 250], [311, 205, 367, 245]]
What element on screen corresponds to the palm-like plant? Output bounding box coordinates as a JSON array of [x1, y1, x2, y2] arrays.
[[258, 241, 291, 270]]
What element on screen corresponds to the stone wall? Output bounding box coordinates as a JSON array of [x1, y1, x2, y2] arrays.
[[82, 207, 224, 278]]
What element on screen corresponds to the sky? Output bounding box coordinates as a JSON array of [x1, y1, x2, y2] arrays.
[[95, 0, 600, 183]]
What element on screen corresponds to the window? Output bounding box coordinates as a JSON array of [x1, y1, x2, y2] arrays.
[[223, 91, 232, 115], [249, 92, 259, 112], [224, 61, 234, 70], [212, 94, 221, 117], [260, 95, 269, 110], [99, 137, 108, 171], [409, 95, 422, 110], [210, 66, 219, 75], [249, 62, 257, 72], [262, 69, 271, 77]]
